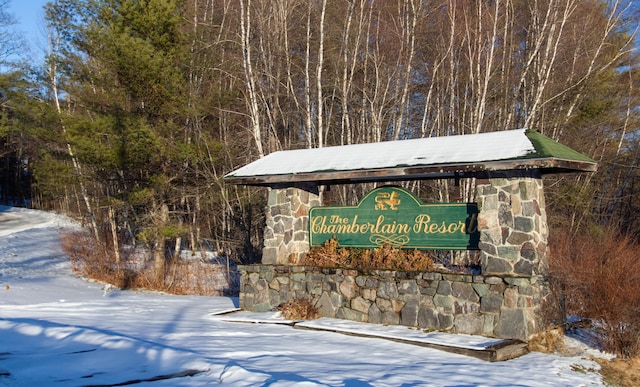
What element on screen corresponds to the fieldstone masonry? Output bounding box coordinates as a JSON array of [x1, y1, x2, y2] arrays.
[[239, 265, 545, 340], [477, 171, 548, 277], [262, 185, 320, 265], [245, 172, 549, 341]]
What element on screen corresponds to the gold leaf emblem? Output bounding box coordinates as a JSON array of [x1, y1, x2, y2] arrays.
[[374, 190, 401, 210]]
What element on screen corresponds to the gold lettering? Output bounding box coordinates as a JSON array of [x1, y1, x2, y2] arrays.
[[398, 223, 411, 234], [413, 213, 468, 234], [375, 215, 385, 233], [413, 214, 430, 233], [313, 205, 475, 247], [311, 216, 326, 233], [363, 221, 374, 233], [350, 215, 360, 233]]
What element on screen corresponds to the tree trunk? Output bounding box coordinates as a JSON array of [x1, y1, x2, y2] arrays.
[[153, 203, 169, 282]]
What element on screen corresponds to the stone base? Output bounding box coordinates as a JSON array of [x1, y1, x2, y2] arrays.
[[239, 265, 546, 341]]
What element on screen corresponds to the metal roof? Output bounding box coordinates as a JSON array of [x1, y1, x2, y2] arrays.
[[224, 129, 597, 186]]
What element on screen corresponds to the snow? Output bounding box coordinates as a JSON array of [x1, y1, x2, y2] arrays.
[[214, 312, 508, 351], [0, 206, 608, 386], [225, 129, 536, 179]]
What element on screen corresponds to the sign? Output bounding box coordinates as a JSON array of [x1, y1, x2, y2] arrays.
[[309, 187, 479, 250]]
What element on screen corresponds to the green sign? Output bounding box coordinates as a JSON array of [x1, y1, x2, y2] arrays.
[[309, 187, 479, 250]]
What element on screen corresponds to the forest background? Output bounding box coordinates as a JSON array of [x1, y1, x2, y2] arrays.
[[0, 0, 639, 273]]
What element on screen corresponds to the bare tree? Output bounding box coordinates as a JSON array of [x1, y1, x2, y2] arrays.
[[0, 0, 23, 66], [239, 0, 265, 157]]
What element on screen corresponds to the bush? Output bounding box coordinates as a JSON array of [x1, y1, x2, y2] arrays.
[[60, 231, 239, 296], [302, 238, 435, 272], [61, 231, 132, 287], [548, 229, 640, 358], [276, 298, 319, 320], [527, 328, 566, 354]]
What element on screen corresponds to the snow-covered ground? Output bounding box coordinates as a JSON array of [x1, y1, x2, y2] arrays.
[[0, 206, 608, 386]]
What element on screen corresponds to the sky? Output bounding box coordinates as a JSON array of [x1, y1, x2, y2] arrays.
[[7, 0, 50, 58], [0, 205, 612, 386]]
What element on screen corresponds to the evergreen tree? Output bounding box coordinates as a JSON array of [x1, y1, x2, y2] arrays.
[[44, 0, 199, 276]]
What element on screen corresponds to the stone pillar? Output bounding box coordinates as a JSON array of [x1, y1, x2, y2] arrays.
[[476, 170, 548, 277], [475, 170, 549, 339], [262, 185, 321, 265]]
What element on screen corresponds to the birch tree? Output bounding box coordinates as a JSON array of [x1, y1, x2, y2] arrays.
[[239, 0, 265, 157]]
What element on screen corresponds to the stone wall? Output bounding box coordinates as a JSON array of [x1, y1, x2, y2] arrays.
[[248, 174, 550, 341], [476, 171, 548, 277], [262, 186, 321, 265], [239, 265, 545, 340]]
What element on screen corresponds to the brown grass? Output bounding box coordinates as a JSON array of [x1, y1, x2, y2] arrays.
[[596, 356, 640, 387], [302, 238, 435, 272], [60, 230, 238, 296], [548, 229, 640, 359]]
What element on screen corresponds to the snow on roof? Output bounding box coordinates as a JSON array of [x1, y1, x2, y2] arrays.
[[224, 129, 596, 185]]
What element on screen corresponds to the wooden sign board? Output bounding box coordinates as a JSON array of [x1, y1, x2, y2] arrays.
[[309, 187, 479, 250]]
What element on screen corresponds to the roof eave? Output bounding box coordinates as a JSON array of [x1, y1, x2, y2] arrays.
[[223, 157, 597, 186]]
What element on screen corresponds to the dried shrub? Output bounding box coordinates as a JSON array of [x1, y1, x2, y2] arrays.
[[302, 238, 435, 272], [60, 231, 239, 296], [61, 230, 132, 288], [276, 297, 319, 320], [548, 229, 640, 359], [528, 328, 566, 354], [303, 238, 352, 267]]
